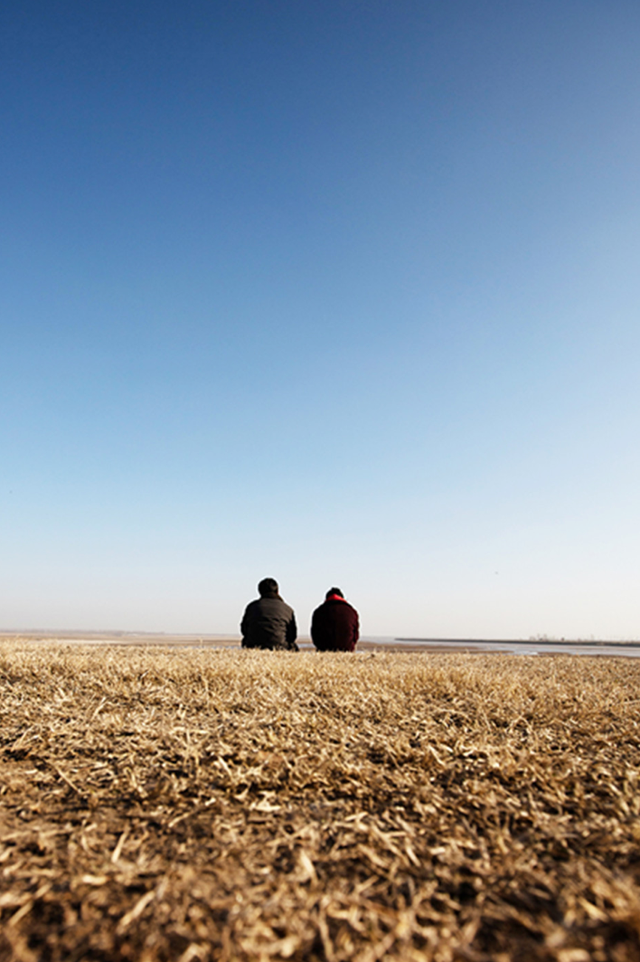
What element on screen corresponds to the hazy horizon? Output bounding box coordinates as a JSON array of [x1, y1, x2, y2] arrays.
[[2, 626, 640, 646]]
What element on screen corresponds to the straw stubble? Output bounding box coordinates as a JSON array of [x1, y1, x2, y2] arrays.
[[0, 643, 639, 961]]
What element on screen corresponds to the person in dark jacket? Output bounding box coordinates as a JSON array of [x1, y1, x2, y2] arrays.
[[241, 578, 298, 651], [311, 587, 359, 652]]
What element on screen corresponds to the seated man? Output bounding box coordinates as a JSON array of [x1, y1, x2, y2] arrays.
[[241, 578, 298, 651], [311, 587, 359, 652]]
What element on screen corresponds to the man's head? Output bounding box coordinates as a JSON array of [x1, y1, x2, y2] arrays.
[[258, 577, 279, 598], [326, 587, 344, 599]]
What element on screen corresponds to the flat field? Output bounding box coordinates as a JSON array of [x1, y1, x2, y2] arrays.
[[1, 643, 639, 962]]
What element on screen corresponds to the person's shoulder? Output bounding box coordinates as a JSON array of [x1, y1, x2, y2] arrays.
[[265, 596, 294, 615]]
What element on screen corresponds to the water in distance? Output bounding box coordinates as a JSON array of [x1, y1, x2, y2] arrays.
[[381, 637, 640, 657]]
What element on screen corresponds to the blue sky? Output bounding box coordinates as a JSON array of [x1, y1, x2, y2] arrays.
[[2, 1, 639, 638]]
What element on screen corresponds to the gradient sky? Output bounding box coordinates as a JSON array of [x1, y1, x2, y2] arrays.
[[2, 1, 639, 639]]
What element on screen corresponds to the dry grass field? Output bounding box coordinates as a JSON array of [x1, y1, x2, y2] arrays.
[[1, 643, 639, 962]]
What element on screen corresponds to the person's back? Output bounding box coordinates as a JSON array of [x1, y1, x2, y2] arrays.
[[241, 578, 298, 651], [311, 587, 359, 652]]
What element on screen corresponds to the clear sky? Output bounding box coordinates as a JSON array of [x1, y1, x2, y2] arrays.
[[2, 1, 639, 639]]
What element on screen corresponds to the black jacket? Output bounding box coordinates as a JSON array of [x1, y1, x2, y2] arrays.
[[241, 596, 298, 651], [311, 596, 359, 652]]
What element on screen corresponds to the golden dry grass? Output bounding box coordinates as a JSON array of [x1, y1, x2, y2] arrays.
[[1, 642, 639, 962]]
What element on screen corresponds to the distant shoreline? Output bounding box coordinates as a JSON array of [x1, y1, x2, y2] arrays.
[[1, 630, 637, 644], [396, 636, 640, 648], [0, 630, 638, 656]]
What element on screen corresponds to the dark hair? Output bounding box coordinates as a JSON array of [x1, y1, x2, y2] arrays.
[[258, 577, 279, 598], [326, 587, 344, 599]]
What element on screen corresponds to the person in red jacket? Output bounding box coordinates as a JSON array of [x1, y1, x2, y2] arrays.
[[311, 588, 359, 652]]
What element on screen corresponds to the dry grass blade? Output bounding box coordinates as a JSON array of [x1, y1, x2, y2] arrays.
[[0, 641, 639, 960]]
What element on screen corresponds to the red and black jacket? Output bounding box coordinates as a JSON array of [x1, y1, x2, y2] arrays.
[[311, 595, 359, 652]]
